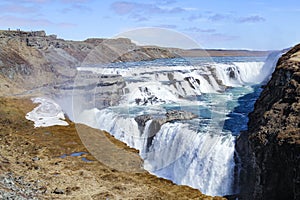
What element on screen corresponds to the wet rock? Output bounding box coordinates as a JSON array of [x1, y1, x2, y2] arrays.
[[135, 110, 197, 128], [134, 115, 153, 127], [165, 110, 197, 121], [135, 110, 197, 150]]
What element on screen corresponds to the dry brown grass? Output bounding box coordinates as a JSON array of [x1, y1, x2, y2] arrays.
[[0, 97, 225, 199]]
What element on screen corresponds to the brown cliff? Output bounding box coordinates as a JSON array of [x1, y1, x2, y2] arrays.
[[236, 44, 300, 199], [0, 30, 177, 96]]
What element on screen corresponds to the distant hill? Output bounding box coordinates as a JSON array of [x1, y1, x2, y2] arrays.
[[173, 48, 270, 57]]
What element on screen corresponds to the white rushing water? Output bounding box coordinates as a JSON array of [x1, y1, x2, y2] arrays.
[[78, 61, 265, 94], [73, 55, 278, 196]]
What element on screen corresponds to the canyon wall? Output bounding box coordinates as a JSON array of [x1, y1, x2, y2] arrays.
[[236, 44, 300, 199]]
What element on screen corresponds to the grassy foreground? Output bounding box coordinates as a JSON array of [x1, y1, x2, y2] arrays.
[[0, 97, 225, 199]]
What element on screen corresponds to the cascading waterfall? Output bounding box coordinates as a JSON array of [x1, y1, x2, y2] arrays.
[[72, 54, 280, 196]]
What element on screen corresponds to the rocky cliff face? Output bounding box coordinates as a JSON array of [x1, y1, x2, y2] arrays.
[[236, 44, 300, 199], [134, 110, 197, 150], [0, 30, 177, 96]]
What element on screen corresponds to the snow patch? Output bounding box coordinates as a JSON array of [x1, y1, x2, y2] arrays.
[[25, 97, 68, 127]]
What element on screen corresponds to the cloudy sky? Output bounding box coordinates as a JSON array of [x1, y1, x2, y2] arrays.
[[0, 0, 299, 50]]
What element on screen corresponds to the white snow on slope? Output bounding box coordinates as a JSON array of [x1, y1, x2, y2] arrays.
[[25, 97, 68, 127]]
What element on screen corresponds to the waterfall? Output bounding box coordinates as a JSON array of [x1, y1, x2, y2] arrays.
[[71, 54, 282, 196], [77, 61, 266, 104]]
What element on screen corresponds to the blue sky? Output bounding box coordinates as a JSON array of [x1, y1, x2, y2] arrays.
[[0, 0, 299, 50]]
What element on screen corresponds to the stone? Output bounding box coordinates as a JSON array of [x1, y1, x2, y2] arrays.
[[53, 188, 65, 194], [32, 156, 40, 161], [134, 110, 197, 149]]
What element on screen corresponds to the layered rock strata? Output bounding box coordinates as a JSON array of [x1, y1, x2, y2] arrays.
[[0, 30, 177, 96]]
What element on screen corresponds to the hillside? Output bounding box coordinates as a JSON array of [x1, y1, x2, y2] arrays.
[[0, 30, 177, 96], [0, 97, 225, 199]]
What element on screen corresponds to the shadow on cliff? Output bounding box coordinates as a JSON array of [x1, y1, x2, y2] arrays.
[[223, 85, 262, 136], [222, 85, 263, 194]]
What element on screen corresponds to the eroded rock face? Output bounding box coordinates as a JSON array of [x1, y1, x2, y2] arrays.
[[135, 110, 198, 129], [236, 44, 300, 200], [135, 110, 197, 149], [0, 30, 177, 96]]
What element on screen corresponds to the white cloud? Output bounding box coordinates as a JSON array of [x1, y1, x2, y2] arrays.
[[185, 27, 216, 33], [0, 15, 76, 28], [111, 1, 186, 15], [236, 15, 266, 23], [114, 27, 200, 49], [0, 15, 52, 27]]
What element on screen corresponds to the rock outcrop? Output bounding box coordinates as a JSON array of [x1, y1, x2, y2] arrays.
[[135, 110, 197, 149], [135, 110, 197, 128], [236, 44, 300, 199]]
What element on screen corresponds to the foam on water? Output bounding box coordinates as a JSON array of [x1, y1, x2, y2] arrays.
[[78, 61, 266, 103], [146, 123, 236, 196], [73, 54, 280, 196]]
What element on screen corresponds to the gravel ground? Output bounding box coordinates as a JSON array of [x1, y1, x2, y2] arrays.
[[0, 172, 42, 200]]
